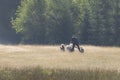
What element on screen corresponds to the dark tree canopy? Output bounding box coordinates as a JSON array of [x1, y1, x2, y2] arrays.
[[0, 0, 120, 46]]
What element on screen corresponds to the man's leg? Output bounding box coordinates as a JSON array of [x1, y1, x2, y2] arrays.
[[71, 43, 75, 51], [76, 44, 81, 52]]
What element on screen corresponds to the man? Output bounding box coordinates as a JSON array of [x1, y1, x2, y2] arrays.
[[71, 35, 81, 52]]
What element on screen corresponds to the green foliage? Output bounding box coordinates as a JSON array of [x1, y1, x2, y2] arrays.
[[12, 0, 75, 44], [10, 0, 120, 45], [45, 0, 75, 44], [12, 0, 47, 44]]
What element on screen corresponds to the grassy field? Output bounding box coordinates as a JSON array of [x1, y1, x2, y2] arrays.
[[0, 44, 120, 80]]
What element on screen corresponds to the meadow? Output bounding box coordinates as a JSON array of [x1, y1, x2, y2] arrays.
[[0, 45, 120, 80]]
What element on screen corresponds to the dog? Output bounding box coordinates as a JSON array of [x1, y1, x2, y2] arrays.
[[66, 43, 74, 52], [60, 44, 65, 51]]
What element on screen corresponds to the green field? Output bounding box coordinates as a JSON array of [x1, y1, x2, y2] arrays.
[[0, 45, 120, 80]]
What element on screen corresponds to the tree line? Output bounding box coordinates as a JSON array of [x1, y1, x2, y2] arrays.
[[0, 0, 120, 46]]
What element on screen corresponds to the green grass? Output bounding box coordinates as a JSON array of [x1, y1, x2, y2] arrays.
[[0, 67, 120, 80]]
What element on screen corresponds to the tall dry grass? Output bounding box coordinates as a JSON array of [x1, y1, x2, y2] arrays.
[[0, 45, 120, 80], [0, 45, 120, 70]]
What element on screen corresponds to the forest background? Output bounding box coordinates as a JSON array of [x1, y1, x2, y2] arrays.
[[0, 0, 120, 46]]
